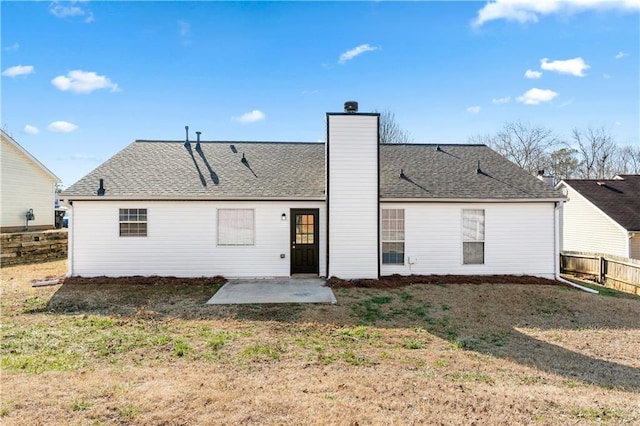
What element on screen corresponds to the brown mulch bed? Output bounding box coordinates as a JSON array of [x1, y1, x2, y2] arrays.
[[326, 274, 562, 289], [61, 275, 227, 286]]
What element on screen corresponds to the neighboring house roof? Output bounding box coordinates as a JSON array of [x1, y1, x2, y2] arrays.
[[561, 175, 640, 232], [61, 140, 562, 201], [1, 129, 61, 183]]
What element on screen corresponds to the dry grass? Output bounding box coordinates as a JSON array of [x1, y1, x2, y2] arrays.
[[1, 260, 639, 425]]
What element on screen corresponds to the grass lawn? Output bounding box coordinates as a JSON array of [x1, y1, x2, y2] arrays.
[[1, 260, 639, 425]]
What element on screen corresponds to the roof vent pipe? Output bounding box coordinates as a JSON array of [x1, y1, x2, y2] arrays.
[[195, 131, 201, 150], [476, 160, 482, 174], [184, 126, 190, 147], [97, 179, 105, 196], [344, 101, 358, 113]]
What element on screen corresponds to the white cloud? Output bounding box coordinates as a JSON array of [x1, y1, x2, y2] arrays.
[[540, 57, 590, 77], [615, 51, 629, 59], [338, 44, 378, 64], [472, 0, 640, 28], [51, 70, 120, 94], [517, 88, 558, 105], [49, 1, 94, 23], [48, 121, 78, 133], [23, 125, 40, 135], [4, 43, 20, 52], [492, 96, 511, 104], [178, 20, 190, 37], [466, 106, 481, 114], [2, 65, 35, 77], [233, 110, 265, 124], [525, 69, 542, 79], [602, 73, 611, 79]]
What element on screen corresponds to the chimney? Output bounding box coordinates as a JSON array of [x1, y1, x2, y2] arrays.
[[537, 170, 555, 187], [344, 101, 358, 113]]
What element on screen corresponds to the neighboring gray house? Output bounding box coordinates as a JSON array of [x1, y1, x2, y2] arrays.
[[1, 129, 61, 232], [558, 175, 640, 260], [61, 103, 564, 279]]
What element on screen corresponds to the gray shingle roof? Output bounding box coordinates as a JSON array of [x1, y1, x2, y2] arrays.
[[61, 141, 563, 200], [563, 175, 640, 231]]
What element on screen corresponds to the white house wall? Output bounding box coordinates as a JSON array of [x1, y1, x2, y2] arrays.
[[327, 114, 379, 279], [380, 202, 557, 279], [70, 200, 326, 278], [1, 136, 57, 230], [560, 184, 629, 258]]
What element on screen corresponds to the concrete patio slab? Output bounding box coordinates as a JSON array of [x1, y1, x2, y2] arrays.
[[206, 278, 337, 305]]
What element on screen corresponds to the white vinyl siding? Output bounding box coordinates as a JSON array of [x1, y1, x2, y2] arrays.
[[327, 114, 379, 279], [381, 202, 556, 279], [1, 135, 58, 230], [69, 200, 326, 278], [217, 209, 254, 245], [560, 184, 630, 258]]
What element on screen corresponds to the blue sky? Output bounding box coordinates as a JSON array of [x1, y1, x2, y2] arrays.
[[2, 0, 639, 187]]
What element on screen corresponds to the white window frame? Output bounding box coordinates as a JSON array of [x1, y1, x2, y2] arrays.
[[382, 208, 405, 265], [218, 209, 255, 246], [119, 208, 148, 237], [462, 209, 485, 265]]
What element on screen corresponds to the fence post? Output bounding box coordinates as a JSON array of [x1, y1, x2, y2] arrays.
[[600, 256, 606, 284]]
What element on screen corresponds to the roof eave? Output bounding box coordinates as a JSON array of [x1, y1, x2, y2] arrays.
[[60, 195, 326, 202], [381, 197, 566, 203]]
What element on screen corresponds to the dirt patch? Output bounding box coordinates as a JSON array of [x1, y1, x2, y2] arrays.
[[63, 275, 227, 287], [327, 274, 562, 289]]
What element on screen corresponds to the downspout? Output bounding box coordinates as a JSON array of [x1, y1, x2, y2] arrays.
[[67, 202, 74, 277], [555, 200, 598, 294]]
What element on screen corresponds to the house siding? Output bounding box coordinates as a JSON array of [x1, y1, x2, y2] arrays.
[[1, 135, 57, 231], [327, 114, 379, 279], [69, 200, 326, 278], [380, 202, 557, 279], [560, 184, 629, 258]]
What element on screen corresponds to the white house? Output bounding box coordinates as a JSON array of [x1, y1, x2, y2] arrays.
[[1, 129, 61, 232], [61, 103, 565, 279], [557, 176, 640, 260]]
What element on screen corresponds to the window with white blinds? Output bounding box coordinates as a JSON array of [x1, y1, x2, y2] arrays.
[[218, 209, 255, 245], [462, 209, 484, 264]]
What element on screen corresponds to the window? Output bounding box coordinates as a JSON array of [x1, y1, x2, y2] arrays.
[[382, 209, 404, 264], [119, 208, 147, 237], [462, 209, 484, 264], [218, 209, 255, 245]]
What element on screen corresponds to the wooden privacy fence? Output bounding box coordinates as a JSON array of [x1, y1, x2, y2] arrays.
[[561, 251, 640, 296]]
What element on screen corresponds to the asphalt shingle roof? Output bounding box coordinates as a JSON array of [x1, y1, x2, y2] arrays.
[[62, 141, 563, 200], [563, 175, 640, 231]]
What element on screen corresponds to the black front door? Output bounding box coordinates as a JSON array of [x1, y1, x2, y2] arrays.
[[290, 209, 319, 275]]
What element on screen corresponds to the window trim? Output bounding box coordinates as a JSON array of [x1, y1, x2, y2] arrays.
[[119, 208, 148, 237], [381, 208, 405, 265], [462, 209, 485, 265], [217, 208, 255, 246]]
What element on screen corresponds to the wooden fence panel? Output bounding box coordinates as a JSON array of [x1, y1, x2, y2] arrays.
[[561, 251, 640, 296]]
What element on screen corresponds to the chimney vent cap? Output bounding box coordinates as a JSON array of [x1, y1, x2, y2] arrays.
[[344, 101, 358, 113]]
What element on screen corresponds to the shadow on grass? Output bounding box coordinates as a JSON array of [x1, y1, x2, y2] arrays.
[[45, 277, 640, 392]]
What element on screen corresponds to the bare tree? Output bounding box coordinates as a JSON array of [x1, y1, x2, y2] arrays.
[[572, 126, 618, 179], [614, 145, 640, 175], [375, 109, 412, 144], [547, 147, 580, 180], [472, 121, 560, 175]]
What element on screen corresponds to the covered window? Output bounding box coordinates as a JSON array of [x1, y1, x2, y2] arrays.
[[382, 209, 404, 265], [218, 209, 255, 245], [119, 208, 147, 237], [462, 209, 485, 264]]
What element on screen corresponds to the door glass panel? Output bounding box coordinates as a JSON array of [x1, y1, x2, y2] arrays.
[[295, 214, 314, 245]]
